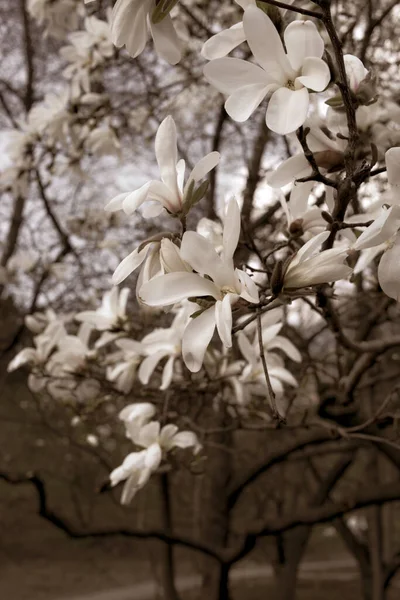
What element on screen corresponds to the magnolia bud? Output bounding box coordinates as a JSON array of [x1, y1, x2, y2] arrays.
[[313, 150, 344, 170], [289, 218, 304, 237], [270, 260, 284, 295]]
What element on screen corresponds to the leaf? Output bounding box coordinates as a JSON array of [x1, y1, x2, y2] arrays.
[[325, 95, 344, 108]]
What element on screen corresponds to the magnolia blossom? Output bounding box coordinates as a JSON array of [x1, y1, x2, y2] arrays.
[[28, 0, 82, 38], [202, 0, 294, 60], [138, 303, 192, 390], [105, 116, 220, 218], [283, 231, 352, 289], [119, 402, 156, 442], [49, 323, 96, 374], [76, 287, 130, 330], [204, 6, 330, 134], [139, 199, 259, 371], [110, 0, 182, 64], [110, 419, 201, 504], [353, 204, 400, 301], [107, 338, 144, 393], [8, 321, 66, 373]]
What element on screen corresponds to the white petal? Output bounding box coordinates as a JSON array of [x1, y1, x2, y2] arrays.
[[386, 147, 400, 204], [201, 23, 246, 60], [185, 152, 220, 194], [182, 306, 216, 372], [160, 355, 175, 390], [112, 0, 150, 57], [122, 181, 153, 215], [378, 235, 400, 301], [203, 57, 269, 95], [343, 54, 368, 92], [138, 350, 169, 385], [144, 443, 162, 470], [159, 424, 179, 448], [267, 87, 310, 135], [180, 231, 222, 281], [353, 245, 385, 274], [8, 348, 37, 371], [171, 431, 201, 453], [243, 6, 292, 82], [215, 296, 233, 347], [353, 206, 400, 250], [296, 57, 330, 92], [290, 231, 330, 268], [104, 192, 130, 212], [137, 421, 160, 448], [112, 245, 149, 285], [149, 14, 181, 65], [223, 199, 241, 261], [139, 272, 219, 306], [236, 269, 259, 303], [268, 335, 302, 362], [268, 154, 311, 188], [155, 116, 180, 196], [225, 82, 270, 122], [237, 331, 257, 366], [285, 20, 324, 71]]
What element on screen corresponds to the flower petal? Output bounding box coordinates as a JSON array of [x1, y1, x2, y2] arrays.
[[185, 152, 220, 195], [215, 295, 233, 347], [223, 199, 241, 261], [155, 116, 180, 196], [139, 272, 219, 306], [378, 235, 400, 301], [225, 82, 271, 122], [149, 14, 182, 65], [243, 6, 292, 82], [268, 154, 312, 188], [160, 355, 175, 390], [203, 57, 269, 95], [182, 306, 216, 372], [112, 245, 149, 285], [266, 87, 310, 135], [284, 20, 324, 71], [201, 23, 246, 60], [296, 57, 330, 92]]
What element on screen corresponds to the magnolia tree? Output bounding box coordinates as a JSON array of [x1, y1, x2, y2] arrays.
[[2, 1, 400, 599]]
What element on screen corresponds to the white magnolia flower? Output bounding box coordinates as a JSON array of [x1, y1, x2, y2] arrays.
[[8, 321, 66, 373], [283, 231, 352, 289], [119, 402, 156, 442], [85, 123, 121, 156], [353, 204, 400, 301], [139, 199, 259, 372], [138, 303, 192, 389], [28, 89, 72, 143], [220, 311, 300, 410], [107, 338, 144, 393], [110, 419, 201, 504], [105, 116, 220, 218], [49, 322, 95, 374], [202, 0, 294, 60], [28, 0, 82, 39], [204, 6, 330, 134], [76, 287, 130, 331], [110, 0, 182, 64]]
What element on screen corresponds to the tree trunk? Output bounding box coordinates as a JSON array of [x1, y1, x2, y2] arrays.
[[158, 473, 181, 600], [273, 528, 310, 600], [199, 405, 232, 600]]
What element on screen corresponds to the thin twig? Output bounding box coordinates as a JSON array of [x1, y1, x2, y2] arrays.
[[256, 309, 283, 422]]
